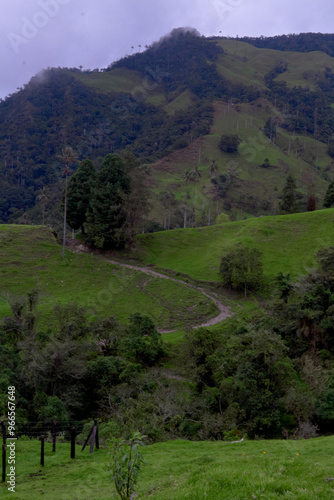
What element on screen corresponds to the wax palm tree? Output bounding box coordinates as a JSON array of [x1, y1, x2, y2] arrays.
[[165, 191, 175, 229], [57, 146, 78, 259], [36, 186, 50, 225], [209, 159, 218, 177], [181, 169, 195, 196], [193, 165, 201, 178]]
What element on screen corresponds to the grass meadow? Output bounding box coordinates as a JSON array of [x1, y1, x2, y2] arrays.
[[0, 225, 218, 330], [0, 436, 333, 499], [135, 208, 334, 282]]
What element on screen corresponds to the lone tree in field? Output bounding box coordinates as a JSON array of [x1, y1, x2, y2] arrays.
[[219, 243, 264, 297], [57, 146, 78, 259], [219, 134, 241, 153], [323, 179, 334, 208], [279, 175, 299, 214]]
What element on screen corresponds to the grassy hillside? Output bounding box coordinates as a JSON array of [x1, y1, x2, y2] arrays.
[[135, 209, 334, 281], [149, 93, 332, 225], [1, 436, 333, 499], [216, 39, 334, 90], [46, 38, 334, 228], [0, 225, 218, 329], [73, 68, 145, 93]]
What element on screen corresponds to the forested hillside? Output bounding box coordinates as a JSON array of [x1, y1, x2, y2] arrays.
[[1, 29, 334, 228]]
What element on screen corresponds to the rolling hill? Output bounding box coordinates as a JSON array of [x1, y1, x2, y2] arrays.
[[0, 224, 219, 330], [134, 208, 334, 281]]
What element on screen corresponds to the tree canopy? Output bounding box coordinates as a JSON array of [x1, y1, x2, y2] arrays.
[[66, 159, 96, 233], [84, 154, 130, 249], [219, 243, 264, 297], [219, 134, 241, 154]]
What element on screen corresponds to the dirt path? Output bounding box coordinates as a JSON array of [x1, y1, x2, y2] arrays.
[[106, 259, 231, 333]]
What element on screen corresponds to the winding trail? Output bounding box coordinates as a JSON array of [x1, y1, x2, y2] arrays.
[[106, 259, 231, 333]]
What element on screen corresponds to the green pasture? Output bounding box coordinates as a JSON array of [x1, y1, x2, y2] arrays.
[[216, 39, 334, 90], [136, 209, 334, 281], [0, 225, 218, 330], [1, 436, 333, 499]]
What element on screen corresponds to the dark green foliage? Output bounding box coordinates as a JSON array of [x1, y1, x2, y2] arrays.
[[37, 395, 68, 422], [219, 134, 241, 153], [120, 152, 152, 247], [182, 327, 221, 390], [315, 377, 334, 431], [264, 62, 288, 87], [279, 175, 299, 214], [182, 326, 296, 438], [210, 173, 231, 197], [145, 222, 166, 233], [276, 272, 292, 302], [237, 33, 334, 56], [219, 244, 264, 296], [66, 159, 96, 232], [261, 157, 271, 168], [316, 246, 334, 275], [124, 313, 165, 366], [0, 294, 167, 425], [271, 248, 334, 359], [84, 154, 130, 249], [113, 29, 224, 98], [323, 180, 334, 208]]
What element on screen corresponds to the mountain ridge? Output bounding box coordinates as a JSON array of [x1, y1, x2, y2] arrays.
[[1, 30, 334, 227]]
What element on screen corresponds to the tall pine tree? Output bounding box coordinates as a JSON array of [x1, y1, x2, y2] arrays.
[[84, 154, 130, 249], [323, 180, 334, 208], [66, 159, 96, 233], [279, 175, 299, 214]]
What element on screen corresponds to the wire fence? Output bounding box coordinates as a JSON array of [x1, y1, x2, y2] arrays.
[[1, 419, 99, 483]]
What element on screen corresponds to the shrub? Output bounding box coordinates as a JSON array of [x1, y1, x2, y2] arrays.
[[219, 134, 241, 153]]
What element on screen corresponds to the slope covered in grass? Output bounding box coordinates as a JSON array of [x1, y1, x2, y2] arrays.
[[136, 209, 334, 281], [149, 93, 331, 225], [0, 225, 218, 329], [216, 39, 334, 90], [1, 436, 333, 499]]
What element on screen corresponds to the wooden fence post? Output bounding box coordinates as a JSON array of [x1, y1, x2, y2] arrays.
[[52, 421, 56, 453], [89, 424, 96, 454], [40, 435, 45, 467], [81, 424, 93, 452], [94, 419, 99, 450], [70, 427, 76, 459], [1, 422, 6, 483]]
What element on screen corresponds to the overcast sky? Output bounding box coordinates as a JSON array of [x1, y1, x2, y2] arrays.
[[1, 0, 333, 100]]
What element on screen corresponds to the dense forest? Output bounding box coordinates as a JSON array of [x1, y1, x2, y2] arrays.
[[230, 32, 334, 56]]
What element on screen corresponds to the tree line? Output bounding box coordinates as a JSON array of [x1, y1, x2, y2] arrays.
[[65, 151, 150, 249]]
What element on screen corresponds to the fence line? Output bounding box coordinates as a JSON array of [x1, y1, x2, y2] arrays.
[[1, 419, 98, 482]]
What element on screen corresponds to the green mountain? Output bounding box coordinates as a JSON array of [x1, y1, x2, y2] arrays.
[[1, 29, 334, 226]]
